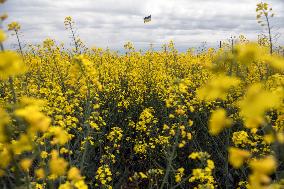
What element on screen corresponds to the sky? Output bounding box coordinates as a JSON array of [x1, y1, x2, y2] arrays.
[[1, 0, 284, 51]]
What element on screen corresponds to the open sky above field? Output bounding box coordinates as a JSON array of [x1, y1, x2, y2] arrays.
[[2, 0, 284, 51]]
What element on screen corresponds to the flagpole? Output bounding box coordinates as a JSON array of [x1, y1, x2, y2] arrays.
[[144, 14, 153, 53]]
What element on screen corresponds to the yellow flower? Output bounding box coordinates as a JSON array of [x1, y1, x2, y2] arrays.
[[209, 108, 232, 135], [15, 105, 50, 133], [235, 43, 267, 65], [207, 160, 215, 170], [189, 152, 210, 160], [263, 134, 275, 144], [175, 167, 185, 183], [59, 182, 72, 189], [0, 13, 8, 21], [74, 180, 88, 189], [8, 21, 21, 32], [11, 134, 33, 155], [178, 140, 186, 148], [0, 147, 11, 169], [0, 51, 25, 79], [60, 147, 70, 154], [238, 83, 282, 128], [35, 168, 45, 179], [264, 55, 284, 71], [249, 156, 277, 175], [187, 132, 192, 140], [0, 108, 10, 142], [68, 167, 82, 181], [96, 165, 112, 185], [0, 29, 6, 42], [248, 154, 276, 189], [232, 131, 251, 146], [277, 133, 284, 144], [64, 16, 73, 28], [175, 108, 185, 115], [40, 151, 48, 159], [248, 172, 271, 189], [20, 158, 32, 172], [197, 75, 240, 101], [35, 183, 45, 189], [188, 120, 193, 126], [50, 127, 70, 145], [139, 172, 147, 179], [228, 147, 251, 168], [49, 150, 68, 177]]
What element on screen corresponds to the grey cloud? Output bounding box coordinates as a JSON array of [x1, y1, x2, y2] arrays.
[[1, 0, 283, 51]]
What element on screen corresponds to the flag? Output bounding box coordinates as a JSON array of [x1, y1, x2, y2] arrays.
[[144, 15, 151, 23]]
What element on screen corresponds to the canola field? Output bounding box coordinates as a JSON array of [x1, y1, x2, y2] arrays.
[[0, 1, 284, 189]]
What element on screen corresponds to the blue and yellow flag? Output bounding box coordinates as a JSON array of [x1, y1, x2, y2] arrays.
[[144, 15, 151, 23]]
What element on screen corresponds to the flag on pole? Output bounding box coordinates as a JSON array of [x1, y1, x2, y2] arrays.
[[144, 15, 151, 23]]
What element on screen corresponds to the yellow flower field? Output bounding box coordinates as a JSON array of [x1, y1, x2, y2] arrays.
[[0, 1, 284, 188]]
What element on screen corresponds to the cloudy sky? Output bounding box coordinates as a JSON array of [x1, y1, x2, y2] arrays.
[[1, 0, 284, 51]]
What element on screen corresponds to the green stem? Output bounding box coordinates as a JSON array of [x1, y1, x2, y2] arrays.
[[25, 173, 30, 189], [15, 31, 24, 57], [0, 42, 4, 51], [160, 127, 179, 189], [9, 77, 17, 103], [225, 128, 231, 189], [80, 82, 92, 172], [69, 22, 78, 54]]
